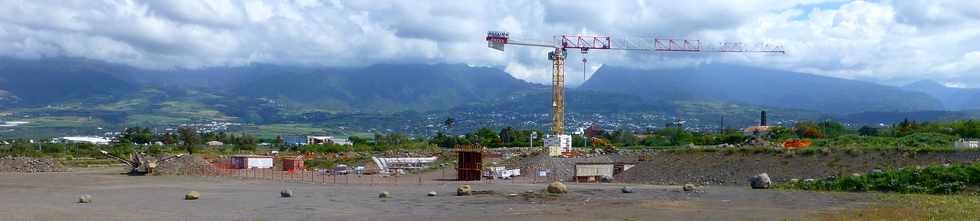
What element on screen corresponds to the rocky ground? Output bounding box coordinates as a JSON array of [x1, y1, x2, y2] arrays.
[[620, 150, 980, 185], [0, 156, 68, 173], [0, 167, 878, 221]]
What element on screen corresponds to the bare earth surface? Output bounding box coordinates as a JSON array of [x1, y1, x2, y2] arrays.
[[0, 168, 878, 221]]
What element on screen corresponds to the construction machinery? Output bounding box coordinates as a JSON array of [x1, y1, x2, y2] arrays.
[[486, 31, 784, 156], [782, 139, 812, 149], [589, 137, 617, 154], [99, 150, 184, 175]]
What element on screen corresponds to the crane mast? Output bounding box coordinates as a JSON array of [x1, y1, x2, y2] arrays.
[[486, 31, 784, 156], [549, 48, 566, 136]]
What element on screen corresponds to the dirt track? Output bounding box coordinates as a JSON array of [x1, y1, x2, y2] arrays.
[[0, 167, 879, 221]]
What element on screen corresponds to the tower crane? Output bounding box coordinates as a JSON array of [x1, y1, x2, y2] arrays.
[[485, 31, 784, 156]]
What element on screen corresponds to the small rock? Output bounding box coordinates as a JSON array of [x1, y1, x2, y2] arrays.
[[280, 189, 293, 198], [457, 185, 473, 196], [621, 186, 634, 193], [600, 176, 614, 183], [789, 178, 800, 183], [546, 181, 568, 194], [378, 191, 390, 198], [750, 173, 771, 189], [507, 193, 519, 197], [185, 191, 200, 200], [870, 169, 884, 174], [78, 194, 92, 203], [683, 183, 696, 192], [851, 173, 862, 177], [427, 191, 437, 197], [803, 178, 816, 183]]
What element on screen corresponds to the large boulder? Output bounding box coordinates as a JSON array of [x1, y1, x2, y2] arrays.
[[185, 191, 201, 200], [546, 181, 568, 194], [456, 185, 473, 196], [750, 173, 771, 189], [281, 189, 293, 198], [77, 194, 92, 203]]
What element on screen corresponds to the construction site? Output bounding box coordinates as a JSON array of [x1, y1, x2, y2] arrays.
[[3, 26, 980, 220]]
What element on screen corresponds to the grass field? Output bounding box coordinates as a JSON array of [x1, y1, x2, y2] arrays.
[[815, 194, 980, 220], [242, 124, 336, 140]]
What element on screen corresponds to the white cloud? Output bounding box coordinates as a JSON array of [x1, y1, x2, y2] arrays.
[[0, 0, 978, 87]]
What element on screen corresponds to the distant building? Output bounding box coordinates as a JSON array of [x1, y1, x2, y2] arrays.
[[283, 135, 308, 145], [307, 136, 331, 145], [584, 124, 605, 138], [329, 138, 353, 146], [743, 111, 772, 136], [206, 141, 224, 146], [545, 134, 572, 156], [955, 139, 979, 148], [283, 135, 353, 146], [57, 136, 111, 145]]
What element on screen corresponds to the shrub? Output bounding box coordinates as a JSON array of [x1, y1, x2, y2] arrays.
[[779, 163, 980, 195]]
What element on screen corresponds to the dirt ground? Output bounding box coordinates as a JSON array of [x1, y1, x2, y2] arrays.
[[0, 167, 880, 221]]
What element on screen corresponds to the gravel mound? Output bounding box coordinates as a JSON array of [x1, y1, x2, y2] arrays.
[[155, 155, 213, 175], [0, 156, 68, 172], [620, 150, 980, 185]]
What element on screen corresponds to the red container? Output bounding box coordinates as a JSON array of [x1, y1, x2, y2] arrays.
[[282, 158, 304, 171]]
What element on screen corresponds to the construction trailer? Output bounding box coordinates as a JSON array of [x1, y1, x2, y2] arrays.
[[574, 162, 635, 183], [230, 155, 274, 169], [456, 147, 484, 181]]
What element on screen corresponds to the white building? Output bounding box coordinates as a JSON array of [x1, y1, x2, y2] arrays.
[[58, 136, 111, 145], [955, 139, 979, 148], [544, 134, 572, 157], [307, 136, 352, 146], [206, 141, 224, 146]]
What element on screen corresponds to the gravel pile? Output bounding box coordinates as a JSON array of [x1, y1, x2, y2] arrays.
[[155, 155, 213, 175], [619, 150, 980, 185], [0, 156, 69, 172]]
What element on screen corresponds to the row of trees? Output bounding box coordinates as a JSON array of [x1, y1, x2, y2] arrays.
[[424, 119, 980, 148]]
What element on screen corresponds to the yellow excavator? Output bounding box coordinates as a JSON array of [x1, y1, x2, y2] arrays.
[[590, 137, 617, 154]]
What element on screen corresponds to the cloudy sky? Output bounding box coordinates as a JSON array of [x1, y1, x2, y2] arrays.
[[1, 0, 978, 87]]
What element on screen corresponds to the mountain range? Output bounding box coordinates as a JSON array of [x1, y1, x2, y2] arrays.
[[1, 56, 977, 135], [580, 64, 945, 114], [902, 80, 980, 111]]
